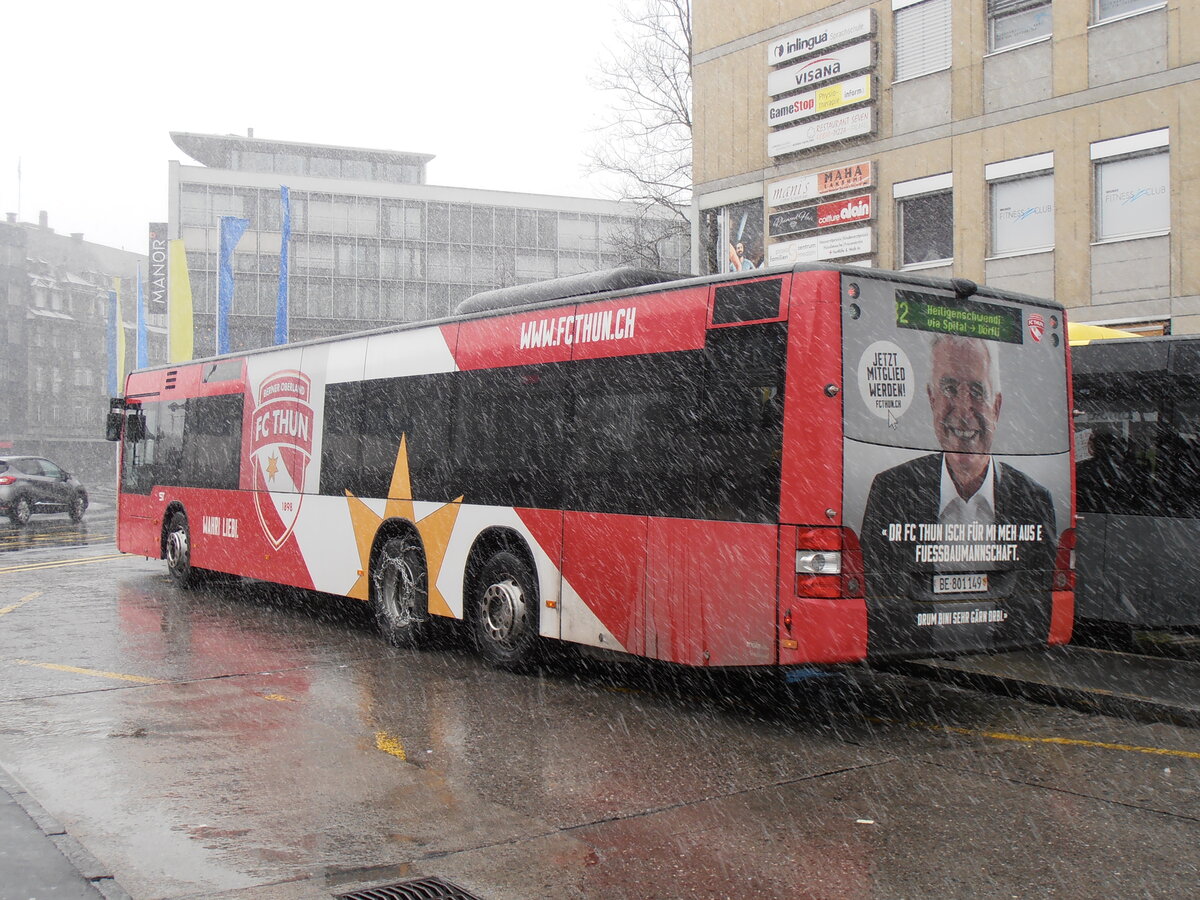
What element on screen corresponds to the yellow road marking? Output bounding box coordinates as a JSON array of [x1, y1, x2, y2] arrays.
[[0, 591, 42, 617], [375, 731, 407, 760], [262, 693, 296, 703], [0, 553, 128, 575], [891, 717, 1200, 760], [14, 659, 164, 685]]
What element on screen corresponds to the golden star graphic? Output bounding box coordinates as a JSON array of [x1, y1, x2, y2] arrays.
[[266, 454, 280, 482], [344, 434, 462, 616]]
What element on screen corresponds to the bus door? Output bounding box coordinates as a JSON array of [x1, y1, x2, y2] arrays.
[[560, 355, 658, 656]]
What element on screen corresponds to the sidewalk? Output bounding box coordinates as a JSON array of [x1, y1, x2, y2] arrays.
[[0, 768, 128, 900], [897, 644, 1200, 728]]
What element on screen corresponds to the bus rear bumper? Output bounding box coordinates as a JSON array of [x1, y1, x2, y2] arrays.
[[778, 595, 869, 665]]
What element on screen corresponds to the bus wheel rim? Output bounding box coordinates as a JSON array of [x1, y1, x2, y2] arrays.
[[380, 556, 420, 627], [167, 529, 188, 568], [481, 579, 524, 646]]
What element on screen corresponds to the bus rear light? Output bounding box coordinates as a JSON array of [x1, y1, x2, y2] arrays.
[[1053, 528, 1076, 591], [796, 550, 841, 575], [795, 527, 864, 599]]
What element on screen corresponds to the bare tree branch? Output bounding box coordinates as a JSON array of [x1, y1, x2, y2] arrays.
[[589, 0, 692, 271]]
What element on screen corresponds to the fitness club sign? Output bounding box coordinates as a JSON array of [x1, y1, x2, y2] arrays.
[[250, 370, 314, 549]]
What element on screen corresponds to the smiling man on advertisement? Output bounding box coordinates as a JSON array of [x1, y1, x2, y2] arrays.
[[860, 332, 1057, 600]]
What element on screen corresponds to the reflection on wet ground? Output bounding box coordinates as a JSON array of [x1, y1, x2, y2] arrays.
[[0, 515, 113, 552], [1, 557, 1198, 899]]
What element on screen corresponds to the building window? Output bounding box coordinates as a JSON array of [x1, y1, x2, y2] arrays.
[[1092, 130, 1169, 242], [558, 216, 599, 252], [1094, 0, 1163, 24], [986, 154, 1054, 255], [700, 199, 764, 274], [387, 204, 424, 240], [988, 0, 1051, 52], [309, 156, 340, 178], [893, 0, 951, 82], [180, 189, 209, 226], [895, 174, 953, 266], [209, 192, 244, 219]]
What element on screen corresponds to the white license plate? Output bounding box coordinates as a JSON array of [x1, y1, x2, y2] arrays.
[[933, 573, 988, 594]]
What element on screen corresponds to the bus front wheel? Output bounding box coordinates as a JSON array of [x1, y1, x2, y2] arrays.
[[165, 511, 197, 587], [470, 550, 540, 670], [371, 534, 429, 647]]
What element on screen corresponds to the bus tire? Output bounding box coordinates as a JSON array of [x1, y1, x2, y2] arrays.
[[470, 550, 540, 670], [371, 533, 429, 647], [165, 510, 198, 587]]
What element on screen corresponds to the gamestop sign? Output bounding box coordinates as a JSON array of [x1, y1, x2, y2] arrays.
[[767, 74, 871, 128]]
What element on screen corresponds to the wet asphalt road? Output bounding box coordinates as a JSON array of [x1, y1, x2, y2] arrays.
[[1, 498, 1198, 899]]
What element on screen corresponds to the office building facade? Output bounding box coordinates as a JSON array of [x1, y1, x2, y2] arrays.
[[692, 0, 1198, 334], [168, 132, 689, 353]]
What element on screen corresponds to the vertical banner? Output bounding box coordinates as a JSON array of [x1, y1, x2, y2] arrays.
[[217, 215, 250, 355], [135, 264, 148, 368], [107, 286, 120, 395], [275, 185, 290, 345], [109, 277, 126, 395], [168, 239, 195, 363], [147, 223, 168, 308]]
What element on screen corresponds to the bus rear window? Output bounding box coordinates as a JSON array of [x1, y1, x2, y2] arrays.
[[712, 279, 783, 325]]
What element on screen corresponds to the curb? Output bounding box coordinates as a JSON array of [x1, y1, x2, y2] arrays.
[[0, 766, 132, 900], [892, 658, 1200, 730]]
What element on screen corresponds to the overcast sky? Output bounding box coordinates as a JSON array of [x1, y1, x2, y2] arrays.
[[3, 0, 627, 252]]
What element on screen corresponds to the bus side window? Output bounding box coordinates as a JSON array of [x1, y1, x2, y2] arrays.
[[698, 324, 787, 524], [567, 354, 701, 519], [356, 374, 456, 501], [454, 367, 564, 509], [181, 394, 244, 491], [1074, 374, 1164, 516], [321, 382, 364, 496]]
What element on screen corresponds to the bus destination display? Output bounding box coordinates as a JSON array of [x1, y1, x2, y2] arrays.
[[895, 290, 1023, 344]]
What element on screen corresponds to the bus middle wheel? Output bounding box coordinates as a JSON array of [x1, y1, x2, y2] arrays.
[[371, 533, 429, 647]]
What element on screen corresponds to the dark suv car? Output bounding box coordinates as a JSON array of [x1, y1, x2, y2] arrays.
[[0, 456, 89, 525]]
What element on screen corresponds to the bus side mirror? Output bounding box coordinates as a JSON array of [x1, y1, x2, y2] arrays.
[[105, 411, 122, 442]]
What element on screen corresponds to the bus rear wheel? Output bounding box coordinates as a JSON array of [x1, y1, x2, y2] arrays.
[[371, 534, 429, 647], [470, 550, 540, 670]]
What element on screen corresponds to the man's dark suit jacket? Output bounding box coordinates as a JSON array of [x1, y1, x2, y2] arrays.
[[860, 452, 1057, 601]]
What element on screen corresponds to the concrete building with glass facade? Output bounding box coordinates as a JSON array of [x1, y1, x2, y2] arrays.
[[692, 0, 1199, 335], [168, 132, 689, 354]]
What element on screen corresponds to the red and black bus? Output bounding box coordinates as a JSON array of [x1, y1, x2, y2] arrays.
[[107, 265, 1075, 670]]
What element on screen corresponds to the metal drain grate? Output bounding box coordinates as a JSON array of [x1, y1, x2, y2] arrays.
[[335, 876, 485, 900]]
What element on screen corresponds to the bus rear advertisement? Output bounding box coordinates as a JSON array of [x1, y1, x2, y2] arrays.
[[108, 265, 1075, 671]]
